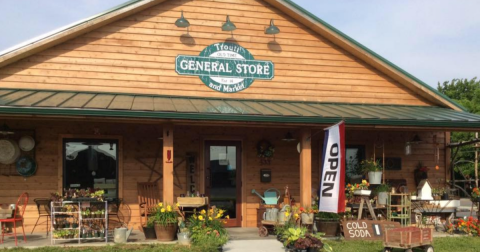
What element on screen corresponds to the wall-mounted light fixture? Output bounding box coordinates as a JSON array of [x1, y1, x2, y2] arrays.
[[222, 15, 236, 31], [0, 123, 14, 135], [265, 19, 280, 35], [175, 11, 190, 28], [282, 132, 295, 142]]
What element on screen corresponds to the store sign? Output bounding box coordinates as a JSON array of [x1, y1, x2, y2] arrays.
[[175, 42, 274, 93]]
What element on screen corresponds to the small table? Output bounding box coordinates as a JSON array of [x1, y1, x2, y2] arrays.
[[177, 197, 209, 220], [412, 200, 458, 229]]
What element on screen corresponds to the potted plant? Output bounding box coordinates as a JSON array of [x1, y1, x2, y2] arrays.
[[348, 180, 371, 196], [472, 187, 480, 202], [299, 207, 317, 225], [414, 162, 429, 187], [282, 227, 307, 250], [361, 158, 382, 184], [294, 237, 311, 252], [375, 184, 390, 205], [149, 202, 178, 241], [314, 212, 340, 237], [143, 217, 157, 240], [188, 207, 229, 251], [177, 218, 190, 245]]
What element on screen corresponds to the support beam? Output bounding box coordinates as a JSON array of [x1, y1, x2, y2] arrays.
[[300, 128, 312, 207], [163, 124, 174, 204]]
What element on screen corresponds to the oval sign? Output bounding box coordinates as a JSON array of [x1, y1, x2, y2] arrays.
[[176, 42, 274, 93]]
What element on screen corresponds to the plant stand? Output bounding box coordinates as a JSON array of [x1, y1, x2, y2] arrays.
[[51, 201, 108, 245], [357, 196, 377, 220]]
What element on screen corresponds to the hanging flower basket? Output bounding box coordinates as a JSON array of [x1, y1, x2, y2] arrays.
[[353, 189, 371, 196]]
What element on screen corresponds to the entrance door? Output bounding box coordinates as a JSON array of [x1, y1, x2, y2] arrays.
[[205, 141, 242, 227]]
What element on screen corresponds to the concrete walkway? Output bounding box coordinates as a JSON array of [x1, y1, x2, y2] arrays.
[[224, 228, 285, 252]]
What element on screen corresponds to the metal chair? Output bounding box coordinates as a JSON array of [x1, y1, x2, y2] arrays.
[[31, 198, 51, 235], [0, 192, 29, 246]]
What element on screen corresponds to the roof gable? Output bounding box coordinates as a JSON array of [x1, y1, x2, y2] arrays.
[[0, 0, 463, 111]]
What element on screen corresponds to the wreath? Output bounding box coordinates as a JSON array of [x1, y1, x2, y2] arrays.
[[257, 140, 275, 158]]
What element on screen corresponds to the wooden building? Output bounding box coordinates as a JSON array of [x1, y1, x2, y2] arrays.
[[0, 0, 479, 231]]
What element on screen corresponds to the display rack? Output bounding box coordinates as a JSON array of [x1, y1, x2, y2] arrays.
[[387, 193, 411, 226], [50, 201, 108, 244]]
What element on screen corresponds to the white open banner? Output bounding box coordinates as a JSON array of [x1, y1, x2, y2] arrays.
[[318, 121, 346, 213]]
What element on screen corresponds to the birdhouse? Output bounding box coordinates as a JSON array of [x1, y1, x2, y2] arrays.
[[417, 179, 433, 200]]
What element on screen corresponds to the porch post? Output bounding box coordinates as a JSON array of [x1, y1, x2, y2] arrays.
[[300, 128, 312, 207], [163, 124, 174, 204]]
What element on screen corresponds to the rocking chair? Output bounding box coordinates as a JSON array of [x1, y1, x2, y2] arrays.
[[137, 182, 162, 227]]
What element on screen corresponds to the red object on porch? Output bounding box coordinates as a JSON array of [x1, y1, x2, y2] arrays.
[[0, 192, 29, 246]]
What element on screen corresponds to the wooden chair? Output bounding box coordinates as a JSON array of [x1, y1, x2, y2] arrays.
[[137, 182, 161, 227], [31, 198, 51, 235], [0, 192, 29, 246]]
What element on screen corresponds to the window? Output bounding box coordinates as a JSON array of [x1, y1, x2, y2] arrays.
[[345, 145, 365, 182], [63, 139, 118, 200]]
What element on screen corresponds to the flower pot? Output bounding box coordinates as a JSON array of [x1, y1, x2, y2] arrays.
[[368, 171, 382, 184], [154, 223, 178, 241], [143, 226, 157, 240], [353, 189, 371, 196], [315, 218, 340, 237], [442, 193, 449, 200], [301, 213, 314, 224], [377, 192, 388, 205], [433, 195, 441, 200], [177, 232, 190, 245]]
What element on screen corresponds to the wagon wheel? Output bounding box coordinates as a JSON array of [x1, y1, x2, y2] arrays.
[[424, 246, 434, 252], [383, 248, 392, 252], [258, 226, 269, 237]]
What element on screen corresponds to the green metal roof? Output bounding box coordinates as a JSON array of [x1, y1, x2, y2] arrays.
[[0, 89, 479, 128]]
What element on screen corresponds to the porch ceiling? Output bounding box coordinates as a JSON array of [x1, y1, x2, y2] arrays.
[[1, 89, 480, 128]]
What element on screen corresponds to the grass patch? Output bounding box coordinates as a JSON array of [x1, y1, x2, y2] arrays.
[[4, 244, 219, 252], [324, 236, 480, 252]]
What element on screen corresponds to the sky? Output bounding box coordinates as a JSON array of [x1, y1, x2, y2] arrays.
[[0, 0, 478, 88]]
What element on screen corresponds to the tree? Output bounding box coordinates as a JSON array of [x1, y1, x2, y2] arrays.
[[438, 78, 480, 179]]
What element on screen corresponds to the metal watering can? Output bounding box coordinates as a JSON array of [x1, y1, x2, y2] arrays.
[[251, 188, 280, 205], [263, 208, 279, 222], [277, 204, 291, 224], [114, 227, 133, 243]]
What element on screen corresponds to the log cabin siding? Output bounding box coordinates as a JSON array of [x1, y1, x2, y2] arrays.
[[0, 118, 446, 230], [0, 0, 434, 106]]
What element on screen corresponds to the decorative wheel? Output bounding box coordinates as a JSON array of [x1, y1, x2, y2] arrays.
[[424, 246, 434, 252], [383, 248, 392, 252], [258, 226, 268, 237]]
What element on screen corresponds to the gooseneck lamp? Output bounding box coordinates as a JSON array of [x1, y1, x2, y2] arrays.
[[175, 11, 190, 28], [265, 19, 280, 35], [222, 15, 237, 31]]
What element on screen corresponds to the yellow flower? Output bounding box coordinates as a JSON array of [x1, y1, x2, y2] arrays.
[[198, 215, 204, 220], [216, 213, 222, 219], [158, 202, 163, 207], [285, 212, 290, 217], [161, 208, 165, 213], [294, 213, 299, 219], [200, 209, 206, 215], [226, 215, 230, 219], [209, 217, 213, 221], [176, 202, 179, 207], [167, 205, 172, 212]]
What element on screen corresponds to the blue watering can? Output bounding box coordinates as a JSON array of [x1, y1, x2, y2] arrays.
[[251, 188, 281, 205]]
